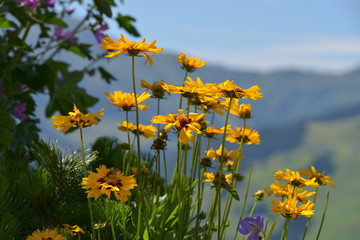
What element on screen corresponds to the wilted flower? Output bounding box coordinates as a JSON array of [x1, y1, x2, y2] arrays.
[[238, 215, 265, 240], [100, 34, 163, 65], [62, 224, 85, 236]]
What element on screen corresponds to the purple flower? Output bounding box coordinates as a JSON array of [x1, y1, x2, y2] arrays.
[[43, 0, 56, 7], [12, 102, 28, 121], [238, 215, 265, 240], [15, 84, 29, 95], [54, 27, 78, 44], [65, 7, 75, 15], [16, 0, 40, 9], [92, 22, 108, 43]]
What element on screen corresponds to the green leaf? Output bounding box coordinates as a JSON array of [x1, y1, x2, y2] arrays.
[[0, 17, 18, 28], [7, 33, 33, 51], [225, 186, 240, 201], [45, 71, 98, 117], [36, 13, 68, 27], [0, 109, 16, 152], [67, 44, 93, 60], [116, 13, 140, 37], [98, 66, 116, 83], [94, 0, 112, 17]]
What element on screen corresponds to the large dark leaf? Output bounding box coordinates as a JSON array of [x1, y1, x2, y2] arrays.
[[45, 71, 98, 117], [116, 13, 140, 37], [98, 66, 116, 84]]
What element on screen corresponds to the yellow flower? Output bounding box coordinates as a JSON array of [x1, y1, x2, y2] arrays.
[[206, 144, 240, 164], [224, 98, 252, 119], [210, 80, 263, 100], [204, 125, 230, 139], [51, 104, 104, 133], [140, 79, 167, 98], [299, 166, 336, 188], [270, 192, 315, 219], [100, 34, 163, 65], [274, 169, 319, 188], [151, 109, 206, 144], [26, 229, 65, 240], [62, 224, 85, 236], [118, 121, 157, 139], [203, 171, 233, 186], [226, 126, 261, 145], [104, 91, 151, 111], [177, 52, 206, 72], [82, 165, 137, 202]]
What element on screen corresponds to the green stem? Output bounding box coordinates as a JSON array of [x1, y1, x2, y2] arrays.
[[280, 217, 291, 240], [302, 188, 319, 240], [220, 119, 247, 239], [179, 71, 189, 109], [130, 56, 143, 239], [110, 201, 117, 240], [79, 128, 95, 239], [316, 191, 330, 240], [233, 165, 253, 240]]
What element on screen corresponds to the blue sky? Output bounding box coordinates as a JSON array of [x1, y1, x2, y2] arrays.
[[106, 0, 360, 73]]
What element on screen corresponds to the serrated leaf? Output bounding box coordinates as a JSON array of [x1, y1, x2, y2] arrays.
[[0, 17, 18, 28], [98, 66, 116, 83], [116, 13, 140, 37]]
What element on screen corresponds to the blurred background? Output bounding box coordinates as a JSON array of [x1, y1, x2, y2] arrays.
[[34, 0, 360, 239]]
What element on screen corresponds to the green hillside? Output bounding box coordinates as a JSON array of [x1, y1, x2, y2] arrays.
[[226, 113, 360, 239]]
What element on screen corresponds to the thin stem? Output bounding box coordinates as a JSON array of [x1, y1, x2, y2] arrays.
[[302, 188, 318, 240], [130, 56, 143, 239], [316, 191, 330, 240], [179, 71, 189, 109], [79, 128, 95, 239], [265, 214, 280, 240], [280, 217, 291, 240], [233, 165, 253, 240], [110, 201, 117, 240]]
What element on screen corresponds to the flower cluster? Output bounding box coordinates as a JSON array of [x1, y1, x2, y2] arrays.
[[268, 166, 335, 219]]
